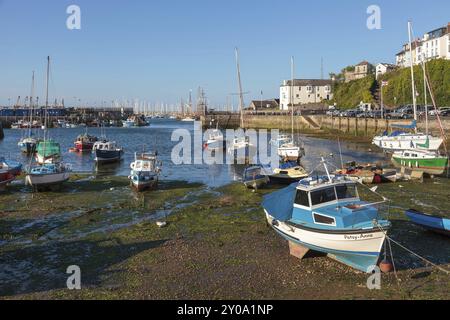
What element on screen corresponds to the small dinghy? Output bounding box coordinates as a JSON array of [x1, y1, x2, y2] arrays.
[[265, 161, 308, 184], [405, 209, 450, 237], [335, 161, 397, 184], [262, 158, 391, 273], [243, 165, 269, 190]]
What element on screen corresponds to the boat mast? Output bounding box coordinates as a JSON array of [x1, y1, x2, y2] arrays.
[[28, 71, 35, 138], [291, 56, 295, 141], [421, 55, 428, 136], [407, 21, 418, 130], [44, 56, 50, 140], [235, 47, 245, 129]]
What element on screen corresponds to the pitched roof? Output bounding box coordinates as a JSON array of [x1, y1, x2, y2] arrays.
[[282, 79, 332, 87], [356, 61, 370, 66]]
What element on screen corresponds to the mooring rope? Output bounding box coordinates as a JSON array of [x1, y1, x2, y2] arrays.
[[376, 223, 450, 275]]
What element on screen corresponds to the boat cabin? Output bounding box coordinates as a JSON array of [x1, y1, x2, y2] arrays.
[[93, 140, 119, 151], [291, 176, 379, 230]]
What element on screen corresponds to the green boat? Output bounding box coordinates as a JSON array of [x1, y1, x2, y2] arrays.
[[392, 150, 449, 175], [36, 140, 61, 164]]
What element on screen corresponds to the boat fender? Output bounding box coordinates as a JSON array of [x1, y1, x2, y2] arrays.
[[379, 260, 393, 273]]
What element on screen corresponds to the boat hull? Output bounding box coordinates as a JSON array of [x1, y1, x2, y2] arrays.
[[25, 172, 70, 188], [392, 156, 448, 175], [35, 153, 60, 165], [372, 135, 443, 152], [130, 178, 159, 192], [406, 209, 450, 237], [243, 176, 269, 189], [94, 149, 123, 164], [265, 211, 387, 273], [0, 171, 15, 190], [75, 141, 95, 152]]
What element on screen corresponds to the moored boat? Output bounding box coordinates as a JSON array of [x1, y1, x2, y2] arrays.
[[243, 165, 269, 190], [335, 162, 397, 184], [265, 161, 308, 184], [128, 152, 161, 191], [262, 160, 391, 273], [0, 158, 22, 177], [406, 209, 450, 237], [92, 140, 124, 164], [18, 137, 39, 154], [391, 150, 448, 176], [74, 133, 98, 152], [0, 158, 22, 191], [25, 162, 71, 190], [35, 140, 61, 164]]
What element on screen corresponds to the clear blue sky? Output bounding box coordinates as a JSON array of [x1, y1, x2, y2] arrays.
[[0, 0, 449, 107]]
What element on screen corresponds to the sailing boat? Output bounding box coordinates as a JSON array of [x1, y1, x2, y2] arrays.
[[391, 47, 448, 176], [26, 56, 71, 190], [227, 48, 254, 161], [372, 21, 443, 152], [275, 57, 303, 161], [18, 71, 39, 154]]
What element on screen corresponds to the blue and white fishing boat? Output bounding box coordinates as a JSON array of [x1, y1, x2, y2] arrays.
[[406, 209, 450, 237], [25, 162, 71, 190], [262, 159, 391, 273], [92, 140, 124, 164], [129, 152, 161, 191], [243, 165, 269, 190]]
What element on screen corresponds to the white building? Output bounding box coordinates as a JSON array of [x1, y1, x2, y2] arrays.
[[396, 23, 450, 67], [376, 63, 397, 79], [279, 79, 333, 110]]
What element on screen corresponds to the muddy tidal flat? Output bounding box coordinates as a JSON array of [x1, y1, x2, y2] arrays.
[[0, 174, 449, 300]]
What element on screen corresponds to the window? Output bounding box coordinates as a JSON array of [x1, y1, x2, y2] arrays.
[[310, 187, 337, 206], [313, 213, 336, 226], [336, 185, 357, 200], [295, 190, 310, 207]]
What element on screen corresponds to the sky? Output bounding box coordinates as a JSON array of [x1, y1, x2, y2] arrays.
[[0, 0, 449, 108]]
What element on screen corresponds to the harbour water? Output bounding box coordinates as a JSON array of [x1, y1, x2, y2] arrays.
[[1, 119, 388, 186]]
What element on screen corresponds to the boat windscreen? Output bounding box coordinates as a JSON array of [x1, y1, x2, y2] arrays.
[[310, 187, 337, 206], [336, 184, 357, 200]]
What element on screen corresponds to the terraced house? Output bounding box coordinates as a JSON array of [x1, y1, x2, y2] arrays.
[[396, 22, 450, 67], [279, 79, 333, 110]]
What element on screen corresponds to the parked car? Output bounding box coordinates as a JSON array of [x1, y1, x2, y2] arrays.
[[440, 109, 450, 117], [429, 107, 450, 116], [388, 106, 413, 119]]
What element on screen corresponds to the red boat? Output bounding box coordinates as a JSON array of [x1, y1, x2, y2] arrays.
[[74, 134, 98, 152], [0, 170, 15, 191]]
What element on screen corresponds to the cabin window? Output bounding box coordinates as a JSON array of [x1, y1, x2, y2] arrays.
[[313, 213, 336, 226], [295, 190, 310, 207], [310, 187, 337, 206], [336, 185, 357, 200]]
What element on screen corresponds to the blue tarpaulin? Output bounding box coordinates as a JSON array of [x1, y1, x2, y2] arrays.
[[262, 183, 297, 222], [391, 120, 416, 130]]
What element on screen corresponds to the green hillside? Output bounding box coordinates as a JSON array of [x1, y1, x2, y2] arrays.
[[379, 59, 450, 107], [330, 75, 376, 109], [328, 59, 450, 109]]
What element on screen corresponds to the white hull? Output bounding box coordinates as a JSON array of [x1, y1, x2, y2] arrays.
[[278, 146, 300, 158], [25, 172, 70, 187], [265, 211, 386, 257], [372, 134, 443, 152]]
